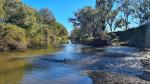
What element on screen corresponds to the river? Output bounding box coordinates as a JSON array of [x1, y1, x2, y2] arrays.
[[0, 43, 150, 84]]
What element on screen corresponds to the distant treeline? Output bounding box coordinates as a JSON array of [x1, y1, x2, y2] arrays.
[[0, 0, 68, 51], [69, 0, 150, 47]]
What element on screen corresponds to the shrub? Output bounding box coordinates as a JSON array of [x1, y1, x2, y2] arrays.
[[26, 24, 52, 48], [0, 23, 27, 51]]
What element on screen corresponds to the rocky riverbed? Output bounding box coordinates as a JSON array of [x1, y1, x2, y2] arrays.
[[88, 71, 150, 84]]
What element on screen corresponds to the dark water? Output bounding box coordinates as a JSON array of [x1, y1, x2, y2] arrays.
[[0, 43, 150, 84]]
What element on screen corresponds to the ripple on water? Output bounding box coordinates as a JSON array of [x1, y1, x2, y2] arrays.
[[1, 44, 150, 84]]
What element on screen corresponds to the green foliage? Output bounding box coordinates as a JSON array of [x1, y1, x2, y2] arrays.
[[0, 0, 5, 19], [0, 0, 68, 51], [70, 0, 150, 47], [70, 28, 82, 41], [51, 22, 68, 36], [96, 0, 116, 32], [26, 23, 61, 48], [6, 4, 37, 28], [69, 6, 96, 41], [69, 6, 112, 45], [26, 22, 68, 48], [38, 8, 55, 24], [0, 23, 27, 51]]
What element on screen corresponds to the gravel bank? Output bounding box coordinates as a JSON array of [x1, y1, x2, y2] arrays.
[[88, 71, 150, 84]]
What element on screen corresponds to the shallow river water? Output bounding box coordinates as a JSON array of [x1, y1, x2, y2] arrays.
[[0, 43, 150, 84]]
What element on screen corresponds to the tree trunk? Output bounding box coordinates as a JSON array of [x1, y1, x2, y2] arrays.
[[108, 23, 113, 32], [114, 27, 117, 32], [124, 13, 128, 30]]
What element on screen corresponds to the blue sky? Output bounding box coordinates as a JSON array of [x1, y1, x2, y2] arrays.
[[22, 0, 95, 32]]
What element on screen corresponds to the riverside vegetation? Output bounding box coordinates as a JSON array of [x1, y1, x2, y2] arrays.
[[0, 0, 68, 51], [0, 0, 150, 84], [69, 0, 150, 48]]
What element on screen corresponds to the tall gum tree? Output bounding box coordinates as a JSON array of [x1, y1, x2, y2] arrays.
[[96, 0, 115, 37]]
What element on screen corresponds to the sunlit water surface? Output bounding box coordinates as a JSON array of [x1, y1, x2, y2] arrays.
[[0, 43, 150, 84]]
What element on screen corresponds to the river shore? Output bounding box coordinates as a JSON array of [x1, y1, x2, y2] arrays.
[[88, 71, 150, 84]]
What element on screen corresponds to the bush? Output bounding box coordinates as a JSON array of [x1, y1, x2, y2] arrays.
[[0, 23, 27, 51], [26, 24, 52, 48]]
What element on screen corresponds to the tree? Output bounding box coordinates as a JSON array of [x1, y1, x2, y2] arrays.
[[132, 0, 150, 25], [69, 6, 95, 37], [0, 23, 27, 51], [0, 0, 68, 51], [4, 0, 21, 20], [142, 0, 150, 24], [3, 0, 36, 28], [51, 22, 68, 36], [70, 27, 82, 41], [114, 18, 126, 31], [118, 0, 135, 30], [38, 8, 55, 24], [106, 10, 118, 32], [26, 23, 52, 48], [0, 0, 5, 21], [96, 0, 115, 36]]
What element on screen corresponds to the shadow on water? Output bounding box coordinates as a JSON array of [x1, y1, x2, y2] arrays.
[[0, 43, 150, 84]]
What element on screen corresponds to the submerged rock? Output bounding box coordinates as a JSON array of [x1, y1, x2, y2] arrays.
[[88, 71, 150, 84]]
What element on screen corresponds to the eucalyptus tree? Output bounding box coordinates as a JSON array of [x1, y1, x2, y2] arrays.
[[114, 18, 126, 31], [141, 0, 150, 24], [96, 0, 116, 36], [70, 27, 82, 41], [131, 0, 150, 25], [118, 0, 135, 30], [76, 6, 95, 36], [106, 10, 118, 32], [69, 6, 95, 37]]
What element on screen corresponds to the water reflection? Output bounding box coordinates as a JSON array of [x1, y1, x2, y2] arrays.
[[21, 63, 92, 84], [20, 44, 92, 84], [0, 47, 59, 84], [0, 44, 150, 84], [0, 68, 25, 84]]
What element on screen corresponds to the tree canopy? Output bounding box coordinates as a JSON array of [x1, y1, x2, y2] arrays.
[[69, 0, 150, 46], [0, 0, 68, 51]]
